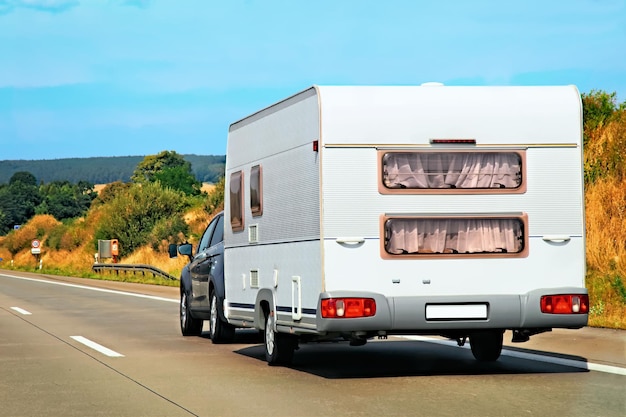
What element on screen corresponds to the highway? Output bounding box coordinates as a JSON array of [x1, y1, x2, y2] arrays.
[[1, 270, 625, 417]]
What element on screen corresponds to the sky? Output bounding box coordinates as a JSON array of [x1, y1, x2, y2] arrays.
[[0, 0, 625, 160]]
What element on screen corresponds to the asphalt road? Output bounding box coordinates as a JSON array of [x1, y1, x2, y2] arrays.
[[1, 269, 625, 417]]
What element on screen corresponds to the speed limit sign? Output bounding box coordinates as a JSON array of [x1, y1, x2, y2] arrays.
[[31, 239, 41, 254]]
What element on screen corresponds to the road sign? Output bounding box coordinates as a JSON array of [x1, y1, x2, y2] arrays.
[[31, 239, 41, 254]]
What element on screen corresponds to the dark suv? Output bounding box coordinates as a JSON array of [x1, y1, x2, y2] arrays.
[[170, 211, 235, 343]]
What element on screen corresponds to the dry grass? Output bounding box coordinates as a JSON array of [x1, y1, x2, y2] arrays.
[[184, 206, 215, 241], [585, 178, 626, 273], [201, 182, 216, 194], [584, 115, 626, 329], [121, 245, 189, 278]]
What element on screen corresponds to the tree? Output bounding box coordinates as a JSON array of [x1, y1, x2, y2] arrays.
[[9, 171, 37, 186], [582, 90, 626, 137], [36, 181, 97, 220], [131, 150, 189, 183], [0, 173, 41, 234], [131, 150, 202, 196], [154, 165, 202, 196]]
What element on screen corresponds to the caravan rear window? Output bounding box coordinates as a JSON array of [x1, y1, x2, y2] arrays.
[[230, 171, 244, 232], [379, 150, 525, 194], [381, 214, 528, 259]]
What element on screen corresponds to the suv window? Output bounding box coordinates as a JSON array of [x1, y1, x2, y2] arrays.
[[197, 217, 218, 253], [209, 215, 224, 247]]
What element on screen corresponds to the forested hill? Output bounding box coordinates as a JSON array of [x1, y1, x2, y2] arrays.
[[0, 154, 226, 184]]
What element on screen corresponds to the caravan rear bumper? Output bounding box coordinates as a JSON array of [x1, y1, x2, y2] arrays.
[[316, 287, 588, 333]]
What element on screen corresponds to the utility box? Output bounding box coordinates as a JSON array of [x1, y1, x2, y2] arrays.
[[98, 240, 113, 259]]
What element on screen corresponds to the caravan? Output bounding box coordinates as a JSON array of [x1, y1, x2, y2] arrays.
[[220, 85, 588, 365]]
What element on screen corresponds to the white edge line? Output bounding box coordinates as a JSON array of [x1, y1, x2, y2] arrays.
[[0, 273, 178, 303], [71, 336, 124, 358], [403, 336, 626, 376], [10, 306, 32, 315]]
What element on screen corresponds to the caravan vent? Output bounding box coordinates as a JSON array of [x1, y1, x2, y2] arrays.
[[249, 224, 258, 243], [250, 270, 259, 288]]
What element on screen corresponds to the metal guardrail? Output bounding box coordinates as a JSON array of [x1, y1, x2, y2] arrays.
[[92, 263, 178, 280]]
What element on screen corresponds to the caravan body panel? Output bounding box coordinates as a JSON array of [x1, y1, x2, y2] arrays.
[[224, 85, 587, 337]]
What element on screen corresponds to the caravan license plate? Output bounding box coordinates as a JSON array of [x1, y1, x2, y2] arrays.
[[426, 304, 488, 320]]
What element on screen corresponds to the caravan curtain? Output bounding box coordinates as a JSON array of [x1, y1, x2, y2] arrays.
[[382, 152, 522, 189], [385, 218, 524, 255]]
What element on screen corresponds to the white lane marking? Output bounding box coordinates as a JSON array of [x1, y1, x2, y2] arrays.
[[10, 307, 32, 315], [71, 336, 125, 358], [404, 336, 626, 376], [0, 273, 177, 303]]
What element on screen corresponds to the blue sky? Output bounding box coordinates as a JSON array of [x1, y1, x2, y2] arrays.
[[1, 0, 625, 160]]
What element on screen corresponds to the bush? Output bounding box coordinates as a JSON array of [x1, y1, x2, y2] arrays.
[[93, 182, 188, 257], [3, 215, 60, 255], [47, 224, 67, 251], [148, 216, 190, 251]]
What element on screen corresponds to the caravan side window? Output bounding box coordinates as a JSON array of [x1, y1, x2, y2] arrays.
[[250, 165, 263, 217], [230, 171, 244, 232], [379, 150, 525, 194], [381, 214, 528, 259]]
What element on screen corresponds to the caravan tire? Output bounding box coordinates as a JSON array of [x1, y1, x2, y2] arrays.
[[209, 292, 235, 344], [264, 312, 296, 366], [180, 290, 203, 336], [469, 330, 504, 362]]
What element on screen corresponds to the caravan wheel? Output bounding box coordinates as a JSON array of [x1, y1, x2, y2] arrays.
[[469, 330, 504, 362], [264, 312, 296, 366]]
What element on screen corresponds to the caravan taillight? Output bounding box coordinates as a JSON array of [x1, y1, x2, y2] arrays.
[[540, 294, 589, 314], [321, 298, 376, 318]]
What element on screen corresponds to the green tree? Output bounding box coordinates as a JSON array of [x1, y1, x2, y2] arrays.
[[582, 90, 626, 139], [9, 171, 37, 186], [131, 150, 189, 183], [0, 172, 41, 234], [154, 165, 202, 196], [36, 181, 96, 220]]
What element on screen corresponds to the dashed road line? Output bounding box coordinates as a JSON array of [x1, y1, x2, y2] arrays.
[[10, 306, 32, 315], [70, 336, 125, 358]]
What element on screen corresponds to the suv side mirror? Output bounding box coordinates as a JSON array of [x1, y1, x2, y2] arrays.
[[178, 243, 193, 259]]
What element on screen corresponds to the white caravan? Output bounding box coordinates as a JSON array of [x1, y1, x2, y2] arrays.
[[223, 85, 588, 365]]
